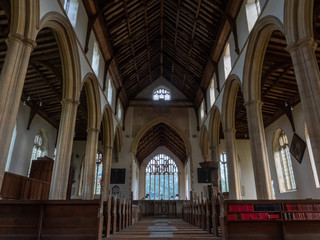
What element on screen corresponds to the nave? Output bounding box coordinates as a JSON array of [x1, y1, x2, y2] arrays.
[[107, 217, 218, 240]]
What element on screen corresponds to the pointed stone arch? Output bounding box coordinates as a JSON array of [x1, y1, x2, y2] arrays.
[[220, 74, 242, 199], [101, 105, 114, 148], [39, 12, 81, 101], [284, 0, 314, 44], [208, 106, 221, 149], [131, 117, 192, 160], [113, 124, 123, 162], [82, 73, 101, 130], [10, 0, 39, 40], [243, 16, 284, 104], [199, 125, 210, 162], [221, 74, 242, 132]]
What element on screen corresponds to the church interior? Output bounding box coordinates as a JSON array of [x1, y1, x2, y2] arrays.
[[0, 0, 320, 239]]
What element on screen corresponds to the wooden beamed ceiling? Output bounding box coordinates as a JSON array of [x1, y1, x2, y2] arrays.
[[84, 0, 242, 105], [0, 1, 319, 146], [136, 123, 187, 165]]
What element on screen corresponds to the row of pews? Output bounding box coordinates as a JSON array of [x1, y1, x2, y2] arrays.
[[183, 194, 320, 240], [0, 195, 141, 240], [182, 193, 220, 237]]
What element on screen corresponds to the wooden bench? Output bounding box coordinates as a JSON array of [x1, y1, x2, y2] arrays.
[[0, 197, 140, 239], [182, 193, 221, 236]]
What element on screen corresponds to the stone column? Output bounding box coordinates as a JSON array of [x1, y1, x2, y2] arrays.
[[210, 145, 219, 162], [102, 145, 113, 199], [50, 98, 79, 199], [82, 127, 100, 200], [245, 100, 273, 199], [225, 128, 241, 199], [287, 39, 320, 181], [0, 33, 36, 189], [210, 145, 220, 194]]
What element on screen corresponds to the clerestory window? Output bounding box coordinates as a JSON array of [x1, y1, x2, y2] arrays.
[[153, 88, 171, 101]]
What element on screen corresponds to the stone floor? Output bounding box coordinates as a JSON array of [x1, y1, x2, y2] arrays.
[[107, 217, 221, 239]]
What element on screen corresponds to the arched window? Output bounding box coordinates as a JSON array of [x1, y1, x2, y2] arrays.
[[223, 43, 232, 79], [63, 0, 79, 27], [199, 100, 205, 123], [305, 125, 320, 188], [145, 154, 178, 200], [107, 77, 113, 105], [209, 77, 216, 107], [153, 88, 171, 101], [219, 152, 229, 192], [117, 101, 123, 122], [92, 42, 100, 75], [94, 152, 103, 195], [29, 131, 48, 176], [245, 0, 261, 32], [273, 130, 296, 192]]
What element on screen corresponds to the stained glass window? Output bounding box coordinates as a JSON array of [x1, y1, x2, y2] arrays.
[[94, 152, 103, 194], [220, 152, 229, 192], [153, 88, 171, 101], [145, 154, 178, 200]]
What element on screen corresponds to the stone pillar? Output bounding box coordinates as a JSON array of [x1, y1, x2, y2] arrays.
[[82, 127, 100, 200], [102, 145, 113, 199], [210, 145, 219, 162], [209, 146, 220, 193], [287, 39, 320, 181], [50, 98, 78, 199], [225, 128, 241, 199], [245, 100, 273, 199], [0, 33, 36, 189]]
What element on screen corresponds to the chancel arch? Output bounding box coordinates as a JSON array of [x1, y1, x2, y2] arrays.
[[132, 119, 190, 200]]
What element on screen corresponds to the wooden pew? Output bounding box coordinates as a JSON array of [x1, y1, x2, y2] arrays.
[[0, 196, 140, 240], [182, 192, 221, 237], [0, 200, 101, 240], [1, 172, 50, 200], [112, 196, 117, 234]]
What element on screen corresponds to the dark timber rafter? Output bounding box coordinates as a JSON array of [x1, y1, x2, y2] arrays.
[[84, 0, 113, 53], [123, 0, 141, 87], [171, 0, 182, 84], [182, 0, 202, 92], [160, 0, 164, 76], [142, 0, 153, 84]]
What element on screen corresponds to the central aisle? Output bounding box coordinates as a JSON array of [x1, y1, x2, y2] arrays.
[[107, 217, 221, 239]]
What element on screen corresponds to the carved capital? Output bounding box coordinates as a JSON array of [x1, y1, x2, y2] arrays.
[[286, 37, 317, 53], [7, 33, 37, 49], [61, 98, 80, 106]]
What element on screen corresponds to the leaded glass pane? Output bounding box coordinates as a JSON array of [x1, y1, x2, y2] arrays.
[[94, 152, 103, 194], [145, 154, 178, 200]]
